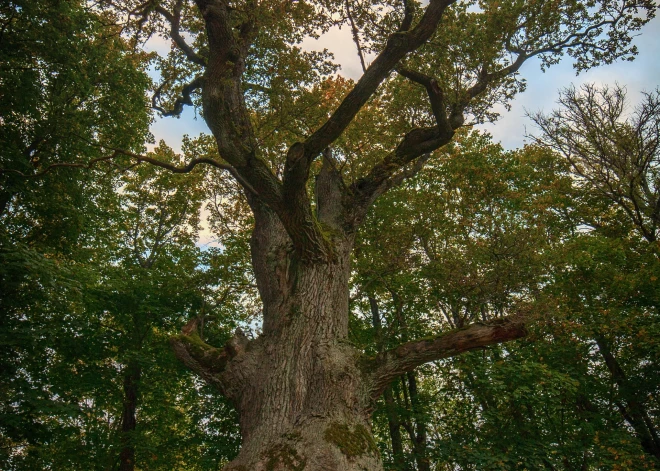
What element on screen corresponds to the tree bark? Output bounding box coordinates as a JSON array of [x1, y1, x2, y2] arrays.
[[119, 362, 141, 471], [171, 214, 526, 470]]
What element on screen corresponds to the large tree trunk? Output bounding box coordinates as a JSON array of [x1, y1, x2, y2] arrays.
[[215, 196, 382, 470], [224, 270, 383, 469], [171, 205, 526, 471]]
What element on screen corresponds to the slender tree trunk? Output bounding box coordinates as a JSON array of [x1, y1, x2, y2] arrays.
[[405, 372, 431, 471], [384, 386, 408, 470], [0, 191, 12, 218], [595, 336, 660, 461], [119, 363, 141, 471], [370, 296, 408, 470]]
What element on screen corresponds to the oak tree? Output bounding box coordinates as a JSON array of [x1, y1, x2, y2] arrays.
[[97, 1, 658, 469], [4, 0, 658, 469]]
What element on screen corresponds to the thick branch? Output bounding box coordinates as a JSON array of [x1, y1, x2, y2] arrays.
[[365, 317, 527, 400], [155, 1, 207, 66], [350, 55, 529, 222], [397, 68, 452, 131], [169, 317, 248, 394], [300, 0, 456, 164], [352, 125, 454, 226], [355, 3, 636, 219], [194, 0, 289, 230], [277, 0, 457, 251]]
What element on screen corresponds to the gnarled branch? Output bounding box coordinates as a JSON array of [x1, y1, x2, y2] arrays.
[[152, 75, 204, 117], [365, 316, 527, 400], [154, 1, 207, 67], [170, 317, 249, 394], [397, 67, 453, 132]]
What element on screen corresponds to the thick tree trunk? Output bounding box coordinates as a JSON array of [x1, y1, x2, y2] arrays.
[[172, 257, 526, 471], [170, 162, 527, 471], [162, 3, 531, 468], [219, 223, 383, 470]]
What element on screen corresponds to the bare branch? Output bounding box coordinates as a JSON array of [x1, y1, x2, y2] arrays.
[[529, 84, 660, 243], [345, 0, 367, 74], [365, 316, 527, 400], [152, 75, 204, 117], [0, 147, 258, 195]]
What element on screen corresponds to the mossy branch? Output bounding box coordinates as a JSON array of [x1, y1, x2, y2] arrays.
[[170, 317, 248, 393]]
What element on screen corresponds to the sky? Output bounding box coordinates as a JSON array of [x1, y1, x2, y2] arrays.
[[150, 11, 660, 153]]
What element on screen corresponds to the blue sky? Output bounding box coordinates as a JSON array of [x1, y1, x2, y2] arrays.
[[150, 10, 660, 152]]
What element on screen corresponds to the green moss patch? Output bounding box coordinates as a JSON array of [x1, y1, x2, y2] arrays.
[[324, 422, 378, 459], [263, 443, 306, 471], [173, 332, 227, 372]]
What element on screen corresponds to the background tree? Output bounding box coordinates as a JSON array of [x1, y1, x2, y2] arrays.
[[1, 1, 151, 467], [354, 129, 659, 469], [531, 84, 660, 464]]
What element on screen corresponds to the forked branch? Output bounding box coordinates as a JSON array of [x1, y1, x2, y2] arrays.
[[299, 0, 457, 165]]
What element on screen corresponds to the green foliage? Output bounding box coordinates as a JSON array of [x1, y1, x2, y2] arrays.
[[1, 0, 658, 469], [353, 128, 659, 469]]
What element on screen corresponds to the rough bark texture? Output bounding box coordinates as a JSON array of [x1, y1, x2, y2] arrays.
[[171, 195, 527, 470]]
